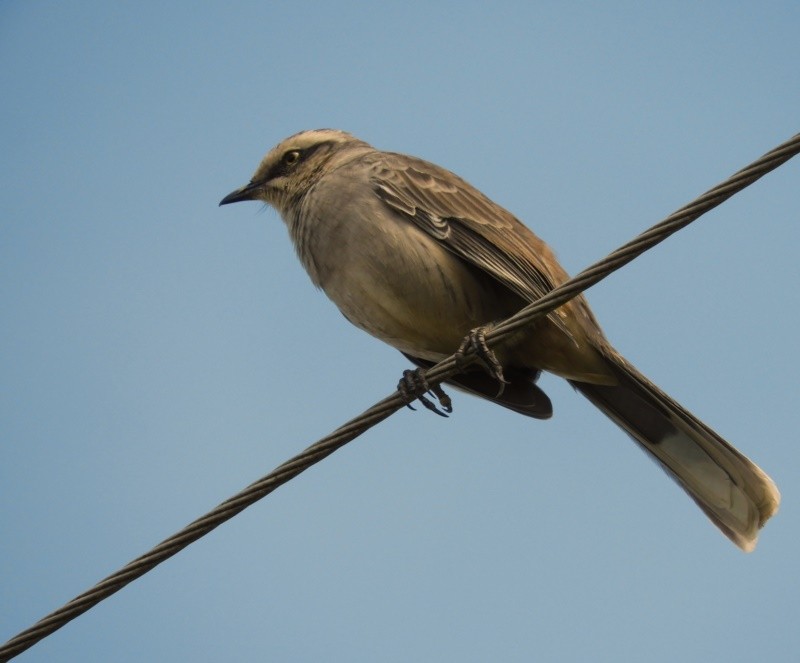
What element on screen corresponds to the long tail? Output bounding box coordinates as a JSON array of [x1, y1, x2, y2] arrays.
[[570, 352, 780, 552]]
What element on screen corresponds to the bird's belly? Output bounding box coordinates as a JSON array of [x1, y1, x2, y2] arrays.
[[317, 224, 515, 360]]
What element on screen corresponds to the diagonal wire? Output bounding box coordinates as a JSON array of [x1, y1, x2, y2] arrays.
[[1, 132, 798, 662]]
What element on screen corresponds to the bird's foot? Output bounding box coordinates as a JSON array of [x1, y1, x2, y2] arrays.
[[455, 327, 507, 396], [397, 369, 452, 417]]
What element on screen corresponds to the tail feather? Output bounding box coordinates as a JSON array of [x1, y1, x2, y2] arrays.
[[571, 353, 780, 552]]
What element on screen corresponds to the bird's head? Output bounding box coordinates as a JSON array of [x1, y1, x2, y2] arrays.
[[219, 129, 369, 215]]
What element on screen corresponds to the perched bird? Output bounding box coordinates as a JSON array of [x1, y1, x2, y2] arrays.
[[220, 129, 779, 551]]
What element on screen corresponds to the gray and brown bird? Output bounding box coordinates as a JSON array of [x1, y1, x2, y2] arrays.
[[220, 129, 779, 551]]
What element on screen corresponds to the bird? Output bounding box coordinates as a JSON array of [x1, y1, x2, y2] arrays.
[[219, 128, 779, 551]]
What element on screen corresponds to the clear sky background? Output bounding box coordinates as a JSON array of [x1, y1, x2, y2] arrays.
[[2, 2, 799, 661]]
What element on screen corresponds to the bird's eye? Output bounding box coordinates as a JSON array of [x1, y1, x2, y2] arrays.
[[282, 150, 301, 166]]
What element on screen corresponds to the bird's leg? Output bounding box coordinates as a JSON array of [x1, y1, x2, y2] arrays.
[[455, 326, 508, 396], [397, 369, 452, 417]]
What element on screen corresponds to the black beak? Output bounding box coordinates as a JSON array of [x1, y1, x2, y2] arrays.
[[219, 181, 262, 206]]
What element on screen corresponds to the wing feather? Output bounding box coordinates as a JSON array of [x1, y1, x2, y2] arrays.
[[369, 152, 572, 332]]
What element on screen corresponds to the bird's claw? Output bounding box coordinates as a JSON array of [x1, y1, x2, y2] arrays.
[[398, 369, 452, 417], [455, 327, 508, 396]]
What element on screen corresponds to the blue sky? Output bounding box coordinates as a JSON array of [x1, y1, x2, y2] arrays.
[[2, 2, 799, 661]]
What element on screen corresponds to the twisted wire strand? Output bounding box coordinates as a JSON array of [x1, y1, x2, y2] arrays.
[[2, 132, 798, 662]]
